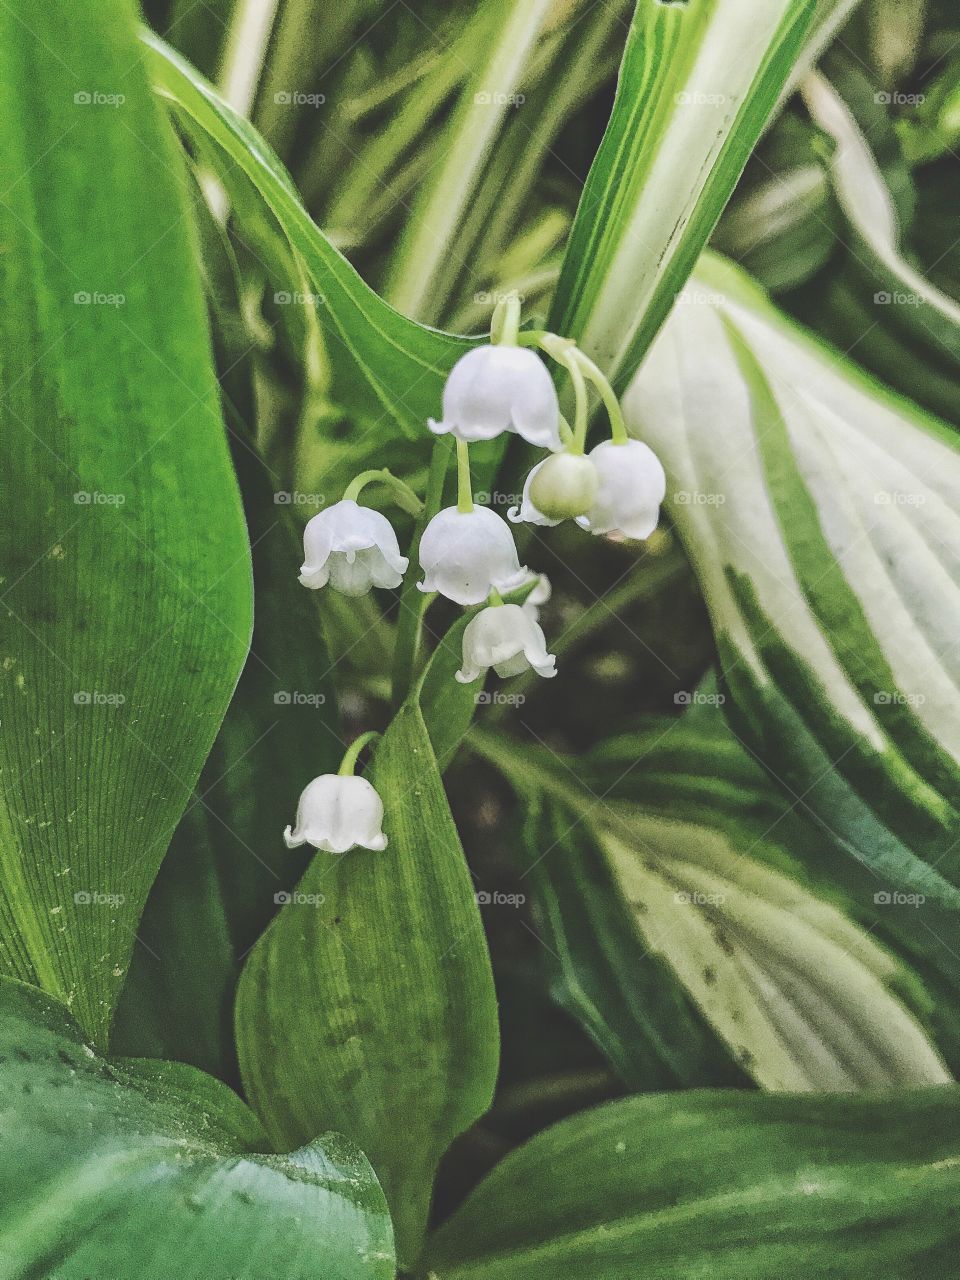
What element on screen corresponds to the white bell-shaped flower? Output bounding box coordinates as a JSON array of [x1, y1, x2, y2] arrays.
[[455, 604, 557, 683], [299, 499, 408, 596], [429, 345, 562, 450], [283, 774, 387, 853], [576, 439, 666, 540], [418, 505, 527, 606]]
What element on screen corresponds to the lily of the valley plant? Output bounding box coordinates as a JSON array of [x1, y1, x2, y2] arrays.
[[3, 2, 960, 1279]]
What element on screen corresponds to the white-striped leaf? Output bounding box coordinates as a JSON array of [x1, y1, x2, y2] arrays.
[[625, 251, 960, 905]]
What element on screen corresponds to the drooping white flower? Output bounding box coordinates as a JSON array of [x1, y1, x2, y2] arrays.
[[283, 774, 387, 853], [576, 439, 666, 540], [429, 345, 562, 450], [299, 499, 408, 596], [418, 505, 527, 606], [455, 604, 557, 683], [509, 453, 599, 526]]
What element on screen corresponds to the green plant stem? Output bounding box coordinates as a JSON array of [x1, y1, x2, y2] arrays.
[[337, 730, 382, 776], [571, 347, 628, 444], [555, 348, 589, 454], [456, 439, 474, 513], [391, 438, 452, 708], [343, 467, 424, 515], [491, 294, 521, 346]]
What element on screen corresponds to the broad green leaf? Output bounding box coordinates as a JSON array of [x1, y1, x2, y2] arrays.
[[626, 253, 960, 904], [141, 30, 477, 439], [549, 0, 814, 391], [235, 701, 499, 1269], [426, 1086, 960, 1278], [474, 725, 948, 1092], [111, 439, 341, 1078], [0, 0, 252, 1043], [0, 977, 393, 1280]]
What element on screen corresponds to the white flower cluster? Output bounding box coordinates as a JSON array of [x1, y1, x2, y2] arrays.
[[283, 323, 665, 854]]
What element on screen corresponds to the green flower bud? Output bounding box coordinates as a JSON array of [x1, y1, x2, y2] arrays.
[[527, 452, 599, 521]]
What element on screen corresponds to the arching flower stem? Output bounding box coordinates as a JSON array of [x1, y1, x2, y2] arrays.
[[337, 729, 382, 777], [342, 467, 424, 516]]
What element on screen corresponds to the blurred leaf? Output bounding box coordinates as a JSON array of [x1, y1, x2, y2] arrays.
[[235, 701, 498, 1269], [111, 439, 342, 1078], [142, 29, 477, 439], [427, 1086, 960, 1278], [802, 69, 960, 369], [626, 252, 960, 905], [0, 976, 394, 1280], [384, 0, 554, 322], [549, 0, 814, 391], [0, 0, 252, 1044]]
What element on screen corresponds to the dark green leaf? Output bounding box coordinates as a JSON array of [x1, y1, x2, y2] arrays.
[[0, 976, 393, 1280], [427, 1086, 960, 1278], [0, 0, 252, 1043], [235, 701, 499, 1269]]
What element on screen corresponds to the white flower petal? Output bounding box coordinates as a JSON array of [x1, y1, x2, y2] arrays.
[[456, 604, 556, 683], [431, 345, 561, 449], [577, 439, 666, 540], [284, 774, 387, 854], [418, 505, 526, 606]]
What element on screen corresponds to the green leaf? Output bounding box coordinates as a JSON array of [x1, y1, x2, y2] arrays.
[[384, 0, 554, 322], [426, 1086, 960, 1278], [802, 68, 960, 369], [235, 701, 499, 1269], [0, 0, 252, 1044], [141, 29, 477, 439], [549, 0, 814, 391], [111, 439, 342, 1078], [474, 724, 948, 1092], [625, 252, 960, 904], [0, 976, 394, 1279]]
